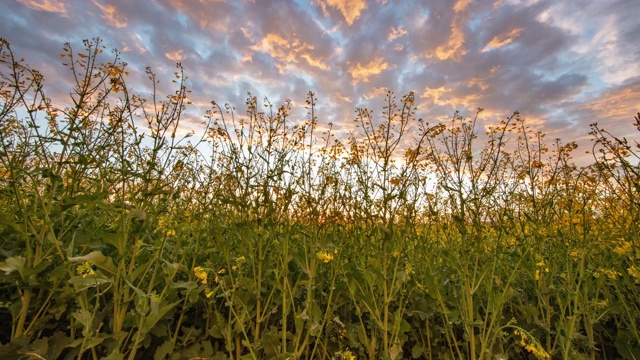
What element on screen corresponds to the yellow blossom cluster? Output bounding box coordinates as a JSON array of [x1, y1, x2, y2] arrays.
[[405, 262, 414, 276], [613, 240, 632, 255], [594, 268, 622, 280], [316, 250, 335, 263], [76, 261, 95, 278], [513, 328, 550, 360], [333, 349, 356, 360], [628, 265, 640, 283], [193, 266, 208, 285], [157, 215, 176, 237], [534, 255, 549, 281]]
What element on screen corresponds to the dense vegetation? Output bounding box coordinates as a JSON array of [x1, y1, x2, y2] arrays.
[[1, 38, 639, 360]]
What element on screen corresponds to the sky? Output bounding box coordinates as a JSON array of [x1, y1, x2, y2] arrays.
[[2, 0, 639, 164]]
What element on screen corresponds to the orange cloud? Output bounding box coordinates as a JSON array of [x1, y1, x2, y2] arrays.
[[364, 87, 387, 100], [316, 0, 367, 26], [92, 0, 127, 28], [165, 49, 185, 62], [467, 78, 489, 91], [17, 0, 67, 15], [430, 0, 470, 61], [481, 28, 523, 52], [420, 86, 487, 112], [166, 0, 227, 31], [301, 54, 330, 71], [583, 82, 640, 122], [348, 57, 389, 84], [250, 33, 329, 73], [432, 24, 466, 61], [453, 0, 472, 13], [388, 26, 408, 41], [421, 86, 452, 106], [334, 92, 352, 102]]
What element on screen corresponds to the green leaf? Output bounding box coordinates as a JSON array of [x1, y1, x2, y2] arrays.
[[0, 213, 26, 237], [102, 347, 124, 360], [390, 343, 403, 360], [421, 271, 438, 297], [68, 251, 117, 275], [0, 256, 26, 277], [68, 272, 112, 290], [72, 309, 93, 337], [488, 292, 506, 312], [141, 300, 180, 335], [172, 280, 198, 290], [154, 340, 175, 360], [411, 344, 423, 358]]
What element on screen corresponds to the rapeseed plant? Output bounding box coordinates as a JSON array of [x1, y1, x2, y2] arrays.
[[1, 38, 638, 360]]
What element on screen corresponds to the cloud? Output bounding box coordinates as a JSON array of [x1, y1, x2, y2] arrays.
[[432, 23, 466, 61], [453, 0, 472, 13], [348, 57, 390, 84], [316, 0, 367, 25], [91, 0, 127, 28], [301, 53, 330, 71], [481, 28, 523, 52], [429, 0, 472, 61], [249, 33, 329, 73], [388, 26, 407, 41], [16, 0, 67, 15], [165, 49, 185, 62], [579, 78, 640, 125], [421, 86, 452, 107]]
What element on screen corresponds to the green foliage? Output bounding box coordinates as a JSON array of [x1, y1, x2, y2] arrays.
[[1, 38, 639, 359]]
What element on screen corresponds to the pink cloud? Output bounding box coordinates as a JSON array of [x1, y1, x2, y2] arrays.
[[481, 28, 523, 52], [16, 0, 67, 16], [316, 0, 367, 25], [92, 0, 128, 28]]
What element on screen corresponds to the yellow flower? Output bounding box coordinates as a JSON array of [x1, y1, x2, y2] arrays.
[[193, 266, 208, 285], [166, 229, 176, 237], [614, 241, 632, 255], [514, 328, 550, 360], [596, 268, 622, 280], [405, 262, 414, 276], [77, 261, 96, 278], [316, 251, 334, 263], [205, 289, 215, 298], [628, 265, 640, 282]]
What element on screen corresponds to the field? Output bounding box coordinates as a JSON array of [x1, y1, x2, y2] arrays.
[[1, 38, 639, 359]]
